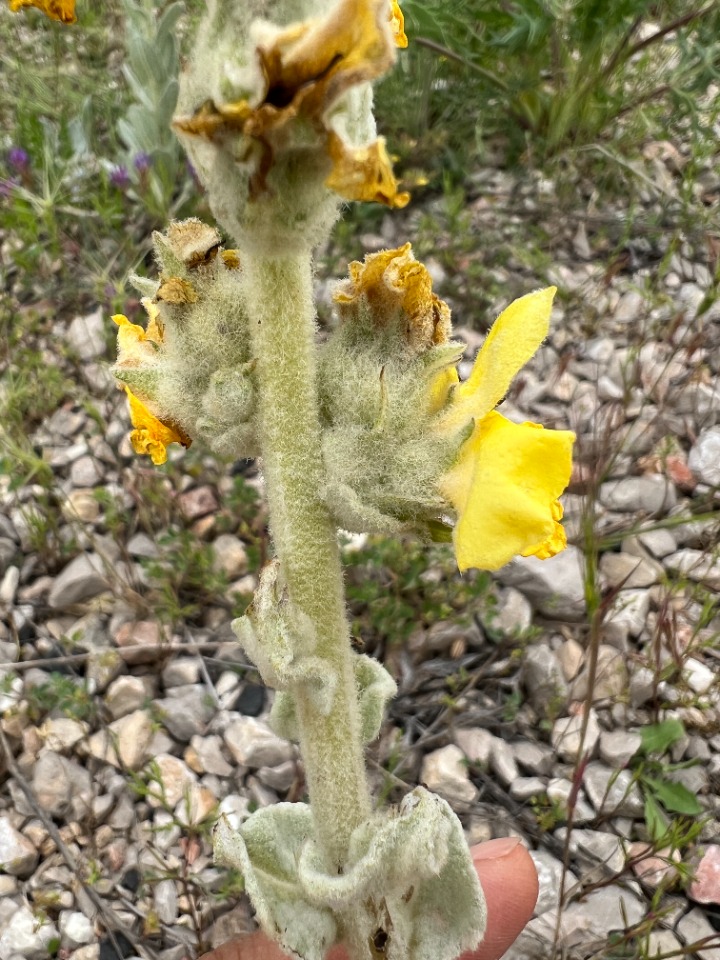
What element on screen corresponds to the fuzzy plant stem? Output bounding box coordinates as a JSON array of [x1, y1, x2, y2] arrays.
[[244, 250, 371, 869]]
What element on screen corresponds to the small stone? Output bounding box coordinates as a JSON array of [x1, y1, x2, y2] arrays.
[[162, 657, 201, 688], [499, 547, 586, 621], [0, 816, 38, 877], [561, 885, 644, 938], [234, 683, 266, 716], [521, 644, 568, 714], [69, 456, 104, 487], [599, 475, 676, 514], [48, 553, 109, 608], [683, 658, 715, 695], [677, 908, 720, 960], [688, 426, 720, 486], [0, 905, 59, 960], [59, 910, 94, 949], [556, 638, 584, 682], [257, 760, 297, 792], [513, 741, 554, 776], [664, 549, 720, 589], [599, 730, 642, 767], [489, 738, 519, 787], [629, 666, 656, 707], [530, 850, 577, 913], [583, 762, 643, 816], [105, 675, 154, 719], [560, 828, 624, 873], [188, 735, 233, 777], [604, 589, 651, 642], [646, 930, 683, 959], [212, 534, 248, 580], [628, 842, 681, 890], [689, 845, 720, 904], [62, 489, 100, 523], [224, 717, 294, 768], [114, 620, 166, 664], [454, 728, 493, 767], [571, 645, 628, 700], [153, 878, 179, 925], [0, 566, 19, 605], [420, 744, 477, 807], [32, 751, 91, 818], [155, 687, 215, 741], [66, 308, 106, 360], [600, 551, 661, 589], [38, 717, 88, 753], [178, 486, 219, 520], [492, 587, 533, 636], [637, 528, 677, 558], [146, 755, 197, 809], [551, 708, 600, 761], [126, 533, 159, 559], [88, 710, 154, 770], [615, 290, 644, 323], [509, 777, 545, 801]]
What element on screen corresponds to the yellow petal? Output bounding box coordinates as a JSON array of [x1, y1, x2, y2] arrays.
[[113, 313, 160, 365], [9, 0, 76, 22], [326, 132, 409, 209], [125, 388, 190, 466], [443, 287, 556, 430], [440, 411, 574, 571], [389, 0, 408, 48]]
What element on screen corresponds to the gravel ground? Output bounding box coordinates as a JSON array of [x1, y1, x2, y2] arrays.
[[0, 150, 719, 960]]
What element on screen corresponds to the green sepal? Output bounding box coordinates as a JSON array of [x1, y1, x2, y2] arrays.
[[112, 365, 160, 400], [128, 273, 160, 299]]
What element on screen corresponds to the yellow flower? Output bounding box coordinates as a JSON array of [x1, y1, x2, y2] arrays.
[[175, 0, 408, 207], [438, 288, 575, 571], [125, 388, 190, 467], [8, 0, 75, 22]]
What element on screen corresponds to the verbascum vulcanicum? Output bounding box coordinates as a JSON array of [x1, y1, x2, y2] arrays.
[[7, 0, 75, 22], [14, 2, 573, 959]]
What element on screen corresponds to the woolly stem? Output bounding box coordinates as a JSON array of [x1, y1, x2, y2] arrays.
[[244, 250, 371, 868]]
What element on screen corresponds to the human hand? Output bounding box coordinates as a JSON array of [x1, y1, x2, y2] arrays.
[[201, 837, 538, 960]]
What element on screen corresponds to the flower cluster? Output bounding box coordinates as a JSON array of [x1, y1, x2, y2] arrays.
[[112, 219, 254, 465], [320, 245, 575, 571]]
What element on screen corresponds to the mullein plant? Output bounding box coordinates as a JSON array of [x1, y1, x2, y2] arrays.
[[11, 1, 573, 959]]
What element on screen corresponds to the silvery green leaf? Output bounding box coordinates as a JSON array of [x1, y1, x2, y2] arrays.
[[214, 807, 337, 960], [298, 788, 486, 960], [354, 654, 396, 743]]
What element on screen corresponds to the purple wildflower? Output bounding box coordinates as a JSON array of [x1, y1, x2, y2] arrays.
[[134, 152, 153, 173], [7, 147, 30, 172], [0, 178, 17, 198], [110, 165, 131, 190]]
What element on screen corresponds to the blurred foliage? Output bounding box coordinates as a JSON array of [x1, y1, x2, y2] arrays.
[[343, 535, 491, 653], [377, 0, 720, 182]]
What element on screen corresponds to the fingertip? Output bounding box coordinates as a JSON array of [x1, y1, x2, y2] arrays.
[[462, 840, 538, 960]]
